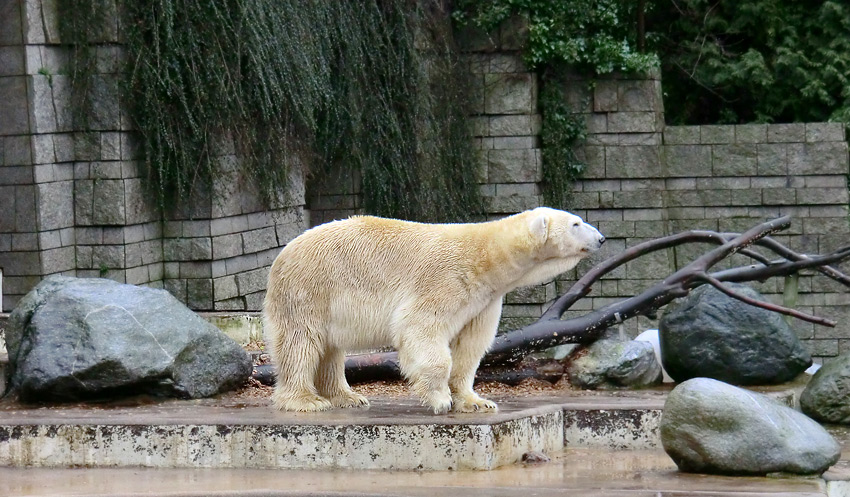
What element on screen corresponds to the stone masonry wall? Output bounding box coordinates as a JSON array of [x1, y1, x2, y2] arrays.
[[2, 0, 90, 311], [0, 0, 307, 312], [3, 3, 850, 362], [464, 18, 555, 330], [162, 162, 307, 312], [659, 122, 850, 361], [565, 70, 850, 362], [557, 69, 678, 336]]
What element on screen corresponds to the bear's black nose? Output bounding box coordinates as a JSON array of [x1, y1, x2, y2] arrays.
[[599, 236, 606, 245]]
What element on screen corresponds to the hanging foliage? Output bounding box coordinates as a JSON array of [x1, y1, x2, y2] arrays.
[[59, 0, 484, 222], [454, 0, 657, 209]]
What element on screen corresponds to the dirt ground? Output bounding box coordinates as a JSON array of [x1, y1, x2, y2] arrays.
[[236, 348, 674, 403], [232, 373, 674, 403], [233, 375, 578, 401]]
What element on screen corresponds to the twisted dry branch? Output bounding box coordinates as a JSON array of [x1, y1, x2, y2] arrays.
[[339, 216, 850, 380]]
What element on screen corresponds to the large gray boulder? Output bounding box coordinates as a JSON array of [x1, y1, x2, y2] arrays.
[[567, 338, 662, 389], [801, 353, 850, 423], [659, 283, 811, 385], [661, 377, 840, 475], [6, 276, 251, 402]]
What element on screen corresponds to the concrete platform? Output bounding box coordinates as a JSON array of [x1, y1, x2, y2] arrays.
[[0, 378, 842, 496], [0, 385, 799, 471], [0, 395, 638, 471]]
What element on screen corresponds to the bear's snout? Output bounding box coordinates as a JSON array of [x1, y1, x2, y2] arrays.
[[580, 222, 605, 253], [590, 233, 605, 251]]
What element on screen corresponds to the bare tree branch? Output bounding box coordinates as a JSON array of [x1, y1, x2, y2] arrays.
[[735, 247, 773, 265], [743, 236, 850, 286], [710, 245, 850, 283], [695, 273, 836, 326]]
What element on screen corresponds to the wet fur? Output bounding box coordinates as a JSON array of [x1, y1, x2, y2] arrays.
[[263, 207, 604, 414]]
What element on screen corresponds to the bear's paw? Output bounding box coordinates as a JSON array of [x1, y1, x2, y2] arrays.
[[452, 393, 498, 413], [421, 390, 454, 415], [329, 391, 370, 408], [272, 391, 334, 412]]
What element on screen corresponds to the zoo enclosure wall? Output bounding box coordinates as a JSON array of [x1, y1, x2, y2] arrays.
[[0, 0, 848, 363]]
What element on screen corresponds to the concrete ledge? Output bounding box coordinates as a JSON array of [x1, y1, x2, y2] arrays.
[[0, 386, 799, 471], [199, 311, 262, 346], [563, 407, 663, 449], [0, 397, 566, 470], [0, 415, 559, 470]]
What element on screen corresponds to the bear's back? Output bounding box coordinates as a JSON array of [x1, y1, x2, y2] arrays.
[[271, 217, 481, 296], [266, 216, 489, 349]]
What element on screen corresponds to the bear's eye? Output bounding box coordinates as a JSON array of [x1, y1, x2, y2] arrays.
[[572, 222, 580, 228]]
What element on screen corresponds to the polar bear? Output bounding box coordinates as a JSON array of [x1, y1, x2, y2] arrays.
[[263, 207, 605, 414]]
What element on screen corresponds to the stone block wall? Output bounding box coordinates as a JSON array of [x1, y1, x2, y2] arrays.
[[549, 70, 669, 335], [564, 70, 850, 361], [658, 122, 850, 361], [307, 167, 361, 227], [466, 22, 556, 328], [308, 21, 544, 224], [1, 0, 83, 310], [72, 133, 164, 292], [464, 22, 542, 220], [0, 0, 307, 312]]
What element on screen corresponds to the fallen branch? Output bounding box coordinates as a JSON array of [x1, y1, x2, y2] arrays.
[[253, 361, 561, 386], [340, 216, 850, 378]]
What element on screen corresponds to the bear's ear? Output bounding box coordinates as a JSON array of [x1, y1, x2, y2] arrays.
[[529, 212, 549, 242]]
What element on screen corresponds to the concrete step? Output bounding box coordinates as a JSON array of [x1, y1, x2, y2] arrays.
[[0, 386, 800, 471], [0, 395, 640, 471]]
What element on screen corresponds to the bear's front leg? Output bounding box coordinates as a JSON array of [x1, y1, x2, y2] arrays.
[[448, 298, 502, 413]]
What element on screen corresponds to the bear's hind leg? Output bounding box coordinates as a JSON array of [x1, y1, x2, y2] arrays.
[[316, 347, 369, 408], [448, 298, 502, 413], [268, 322, 333, 412], [398, 331, 453, 414]]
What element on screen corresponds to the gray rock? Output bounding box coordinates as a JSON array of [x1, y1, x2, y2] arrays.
[[801, 353, 850, 424], [661, 377, 840, 475], [7, 276, 251, 402], [659, 283, 811, 385], [567, 339, 662, 389]]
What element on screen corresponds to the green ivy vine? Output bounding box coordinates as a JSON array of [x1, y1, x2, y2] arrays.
[[538, 66, 588, 209], [455, 0, 657, 209]]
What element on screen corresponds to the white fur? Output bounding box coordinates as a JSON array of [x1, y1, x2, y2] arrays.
[[263, 207, 604, 414]]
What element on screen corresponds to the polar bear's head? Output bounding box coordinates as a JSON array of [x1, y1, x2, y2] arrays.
[[528, 207, 605, 259]]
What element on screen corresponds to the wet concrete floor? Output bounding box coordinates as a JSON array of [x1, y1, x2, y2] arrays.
[[2, 379, 801, 426], [0, 448, 831, 497], [0, 389, 670, 426]]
